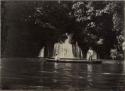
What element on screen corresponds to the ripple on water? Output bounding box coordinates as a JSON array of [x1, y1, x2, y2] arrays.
[[1, 58, 125, 90]]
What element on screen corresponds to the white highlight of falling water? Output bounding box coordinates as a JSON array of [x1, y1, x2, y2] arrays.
[[38, 46, 45, 57], [53, 34, 74, 58], [38, 33, 83, 58]]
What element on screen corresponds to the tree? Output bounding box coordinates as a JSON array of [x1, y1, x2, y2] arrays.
[[71, 1, 124, 59], [26, 1, 124, 59], [26, 1, 77, 57]]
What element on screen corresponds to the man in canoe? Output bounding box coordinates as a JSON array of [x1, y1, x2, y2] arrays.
[[87, 47, 94, 61], [110, 48, 117, 60]]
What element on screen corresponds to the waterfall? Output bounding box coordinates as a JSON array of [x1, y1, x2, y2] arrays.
[[72, 42, 83, 58], [122, 41, 125, 72], [53, 34, 75, 58], [38, 33, 83, 59], [53, 33, 83, 59], [38, 46, 45, 57]]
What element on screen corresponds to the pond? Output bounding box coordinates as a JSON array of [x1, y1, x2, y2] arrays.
[[1, 58, 125, 91]]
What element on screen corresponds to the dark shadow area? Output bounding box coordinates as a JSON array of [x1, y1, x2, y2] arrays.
[[1, 1, 45, 57], [1, 1, 124, 59]]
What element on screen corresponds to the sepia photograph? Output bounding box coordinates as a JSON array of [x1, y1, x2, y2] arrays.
[[1, 0, 125, 90]]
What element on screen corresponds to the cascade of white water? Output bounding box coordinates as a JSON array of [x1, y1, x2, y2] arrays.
[[38, 47, 45, 57], [38, 33, 83, 59], [53, 34, 75, 58], [122, 41, 125, 72]]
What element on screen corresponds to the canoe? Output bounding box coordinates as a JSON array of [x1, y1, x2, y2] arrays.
[[45, 58, 102, 63]]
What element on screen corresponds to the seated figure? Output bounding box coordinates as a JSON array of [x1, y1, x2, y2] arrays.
[[87, 47, 97, 61], [110, 48, 117, 60]]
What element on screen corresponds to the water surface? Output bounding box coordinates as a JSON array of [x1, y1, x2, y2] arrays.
[[1, 58, 125, 91]]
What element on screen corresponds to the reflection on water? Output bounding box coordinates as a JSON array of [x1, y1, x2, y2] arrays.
[[87, 64, 93, 73], [1, 58, 125, 91], [87, 64, 93, 88], [124, 61, 125, 73]]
